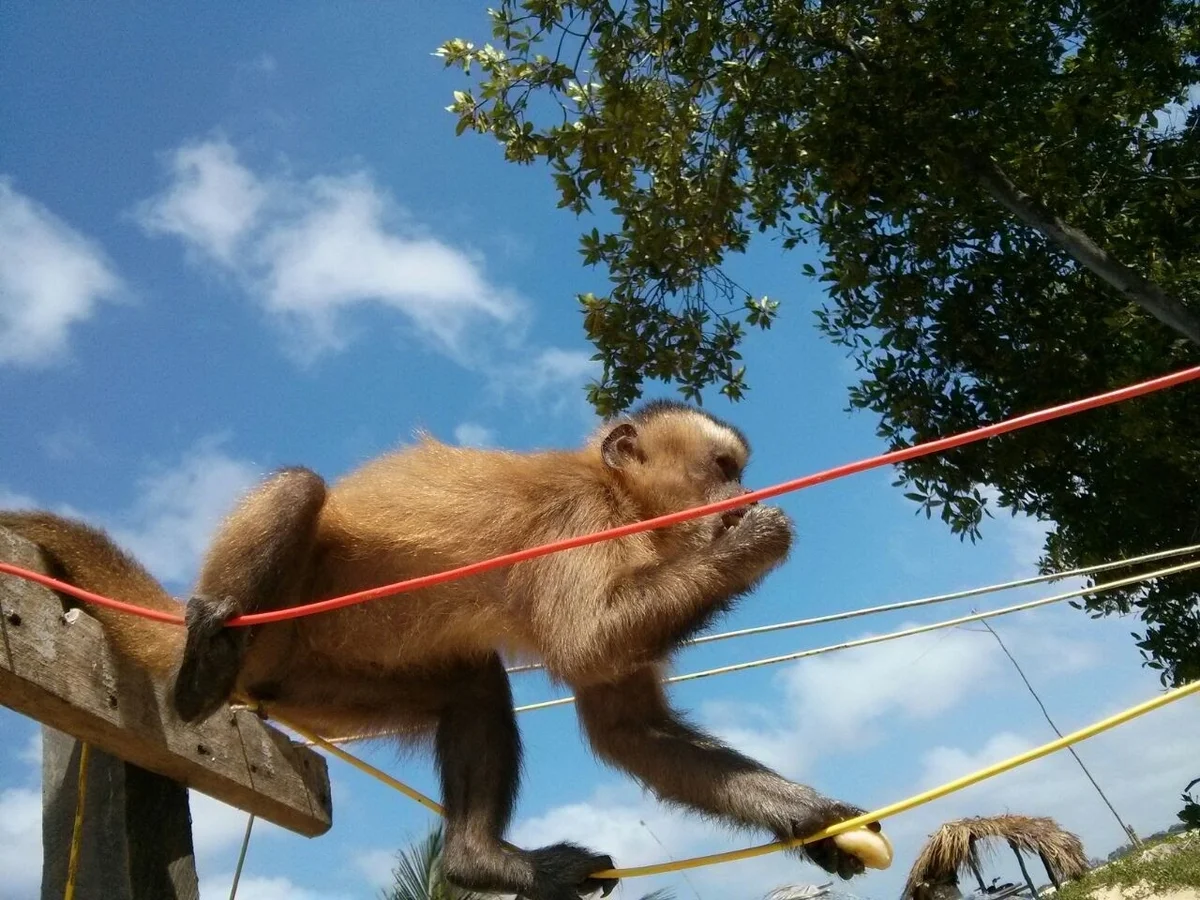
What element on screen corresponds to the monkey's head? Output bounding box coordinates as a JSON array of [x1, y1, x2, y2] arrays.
[[596, 399, 773, 536]]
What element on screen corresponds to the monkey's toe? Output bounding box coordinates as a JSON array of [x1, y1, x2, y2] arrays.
[[528, 843, 617, 900], [172, 594, 248, 723], [803, 803, 875, 880]]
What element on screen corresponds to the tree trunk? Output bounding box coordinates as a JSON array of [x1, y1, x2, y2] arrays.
[[972, 157, 1200, 346]]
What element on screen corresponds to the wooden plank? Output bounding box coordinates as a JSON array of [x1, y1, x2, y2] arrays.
[[0, 526, 332, 837], [41, 727, 201, 900]]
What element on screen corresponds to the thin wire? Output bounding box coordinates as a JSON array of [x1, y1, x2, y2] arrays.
[[508, 556, 1200, 714], [274, 678, 1200, 881], [2, 365, 1198, 629], [312, 556, 1200, 740], [62, 742, 91, 900], [504, 541, 1200, 674], [975, 618, 1138, 845], [228, 814, 255, 900]]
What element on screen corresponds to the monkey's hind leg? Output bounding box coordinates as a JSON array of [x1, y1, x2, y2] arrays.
[[173, 467, 326, 723], [435, 656, 617, 900]]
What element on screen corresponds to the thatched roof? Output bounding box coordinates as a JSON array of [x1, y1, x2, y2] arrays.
[[903, 815, 1089, 900]]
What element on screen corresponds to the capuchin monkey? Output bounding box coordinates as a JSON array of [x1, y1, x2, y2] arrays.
[[1, 400, 878, 900]]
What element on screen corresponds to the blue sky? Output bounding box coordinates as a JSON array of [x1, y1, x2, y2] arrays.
[[1, 5, 1198, 900]]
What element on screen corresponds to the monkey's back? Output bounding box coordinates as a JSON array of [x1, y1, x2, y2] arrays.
[[294, 436, 619, 670]]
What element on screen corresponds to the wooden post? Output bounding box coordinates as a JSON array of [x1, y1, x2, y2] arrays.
[[1037, 850, 1062, 890], [41, 727, 200, 900], [1008, 840, 1040, 899], [0, 525, 335, 897], [968, 836, 988, 892]]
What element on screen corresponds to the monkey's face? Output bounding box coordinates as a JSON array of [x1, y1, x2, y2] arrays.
[[600, 404, 764, 540]]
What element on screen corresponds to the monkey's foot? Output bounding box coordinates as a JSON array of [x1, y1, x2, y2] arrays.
[[528, 843, 617, 900], [783, 801, 879, 881], [173, 593, 248, 723]]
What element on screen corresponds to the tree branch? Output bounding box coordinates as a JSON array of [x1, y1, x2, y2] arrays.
[[972, 156, 1200, 346]]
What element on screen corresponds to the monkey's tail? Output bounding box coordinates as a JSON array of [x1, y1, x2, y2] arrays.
[[0, 510, 185, 678]]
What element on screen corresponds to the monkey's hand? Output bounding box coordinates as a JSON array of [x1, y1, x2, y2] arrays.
[[714, 504, 794, 581], [173, 593, 248, 723], [772, 799, 879, 881]]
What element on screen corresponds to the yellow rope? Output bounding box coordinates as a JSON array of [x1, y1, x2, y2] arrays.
[[505, 541, 1200, 674], [276, 677, 1198, 881], [589, 679, 1200, 878], [274, 715, 446, 815], [62, 742, 91, 900]]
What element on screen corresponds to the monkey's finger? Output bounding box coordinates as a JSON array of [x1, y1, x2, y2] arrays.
[[836, 847, 867, 880], [585, 876, 618, 898], [801, 837, 841, 875]]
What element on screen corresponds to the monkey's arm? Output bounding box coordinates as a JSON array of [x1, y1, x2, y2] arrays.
[[575, 667, 869, 880], [525, 505, 791, 681]]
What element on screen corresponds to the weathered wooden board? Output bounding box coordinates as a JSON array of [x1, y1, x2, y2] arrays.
[[0, 526, 332, 837], [41, 727, 201, 900]]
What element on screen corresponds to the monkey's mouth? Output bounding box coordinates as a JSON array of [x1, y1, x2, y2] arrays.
[[719, 506, 749, 531]]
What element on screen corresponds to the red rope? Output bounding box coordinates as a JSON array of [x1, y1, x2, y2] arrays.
[[2, 364, 1199, 628], [0, 563, 186, 624]]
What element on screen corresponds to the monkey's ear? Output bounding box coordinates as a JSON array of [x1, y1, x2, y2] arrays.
[[601, 422, 640, 469]]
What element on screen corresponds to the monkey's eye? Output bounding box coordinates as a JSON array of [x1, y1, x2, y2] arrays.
[[715, 454, 741, 481]]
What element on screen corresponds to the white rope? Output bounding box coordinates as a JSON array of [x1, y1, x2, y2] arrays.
[[504, 542, 1200, 674], [511, 556, 1200, 713], [306, 554, 1200, 744]]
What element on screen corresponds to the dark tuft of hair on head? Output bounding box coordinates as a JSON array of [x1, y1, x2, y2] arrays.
[[625, 398, 750, 454]]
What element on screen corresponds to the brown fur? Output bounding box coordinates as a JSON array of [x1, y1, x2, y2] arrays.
[[0, 401, 872, 900], [0, 511, 184, 675]]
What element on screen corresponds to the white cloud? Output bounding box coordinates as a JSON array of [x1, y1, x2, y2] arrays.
[[453, 422, 496, 448], [0, 178, 123, 368], [134, 139, 266, 265], [352, 847, 398, 889], [0, 785, 41, 900], [701, 624, 1009, 777], [3, 438, 257, 588], [246, 54, 278, 75], [258, 173, 519, 357], [106, 437, 260, 586], [0, 485, 37, 510], [39, 421, 98, 462], [202, 874, 352, 900], [17, 731, 43, 767], [526, 348, 599, 392], [488, 346, 603, 425], [512, 788, 721, 900], [135, 138, 522, 362], [978, 486, 1054, 575]]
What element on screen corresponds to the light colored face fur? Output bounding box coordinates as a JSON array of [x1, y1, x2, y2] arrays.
[[596, 404, 751, 518]]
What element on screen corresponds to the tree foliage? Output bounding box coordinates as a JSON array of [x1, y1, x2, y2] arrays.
[[383, 824, 488, 900], [439, 0, 1200, 685], [1182, 778, 1200, 831]]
